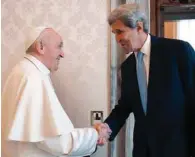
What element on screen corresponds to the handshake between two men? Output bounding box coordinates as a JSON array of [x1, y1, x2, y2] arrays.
[[93, 123, 112, 146]]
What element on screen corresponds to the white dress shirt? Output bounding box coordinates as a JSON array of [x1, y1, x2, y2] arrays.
[[127, 34, 151, 85]]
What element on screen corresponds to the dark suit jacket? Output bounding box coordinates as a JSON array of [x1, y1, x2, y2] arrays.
[[104, 35, 195, 157]]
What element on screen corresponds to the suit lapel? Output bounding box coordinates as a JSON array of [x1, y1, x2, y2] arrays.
[[147, 36, 163, 114], [123, 53, 146, 116]]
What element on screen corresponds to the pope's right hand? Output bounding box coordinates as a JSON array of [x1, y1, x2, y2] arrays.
[[93, 123, 112, 146]]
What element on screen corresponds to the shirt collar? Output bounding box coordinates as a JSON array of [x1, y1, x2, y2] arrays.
[[140, 34, 151, 56], [125, 34, 151, 59], [24, 54, 50, 75]]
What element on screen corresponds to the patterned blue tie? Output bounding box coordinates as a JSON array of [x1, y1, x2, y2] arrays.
[[136, 52, 147, 114]]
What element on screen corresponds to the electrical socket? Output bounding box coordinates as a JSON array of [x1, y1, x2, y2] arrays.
[[90, 111, 103, 126]]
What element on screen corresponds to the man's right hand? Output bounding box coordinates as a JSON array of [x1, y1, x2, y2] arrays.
[[93, 123, 112, 146]]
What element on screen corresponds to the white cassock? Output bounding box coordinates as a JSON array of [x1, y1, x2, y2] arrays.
[[2, 54, 98, 157]]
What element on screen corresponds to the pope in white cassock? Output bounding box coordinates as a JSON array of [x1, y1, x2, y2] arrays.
[[2, 27, 111, 157]]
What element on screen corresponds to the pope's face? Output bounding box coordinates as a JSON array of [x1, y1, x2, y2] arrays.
[[43, 30, 64, 72]]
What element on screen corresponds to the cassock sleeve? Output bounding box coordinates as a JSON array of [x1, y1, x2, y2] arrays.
[[36, 128, 98, 156]]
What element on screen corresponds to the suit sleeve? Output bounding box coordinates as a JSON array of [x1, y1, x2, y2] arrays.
[[36, 128, 98, 157], [104, 68, 132, 141], [178, 41, 195, 156]]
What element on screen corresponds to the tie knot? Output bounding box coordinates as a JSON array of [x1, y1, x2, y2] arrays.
[[137, 51, 144, 61]]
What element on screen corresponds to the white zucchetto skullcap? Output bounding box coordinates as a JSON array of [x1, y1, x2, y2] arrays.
[[25, 26, 50, 51]]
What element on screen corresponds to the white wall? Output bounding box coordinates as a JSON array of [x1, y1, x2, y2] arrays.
[[2, 0, 110, 156]]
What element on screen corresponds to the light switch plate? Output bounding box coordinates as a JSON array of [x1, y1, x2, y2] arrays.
[[90, 111, 103, 126]]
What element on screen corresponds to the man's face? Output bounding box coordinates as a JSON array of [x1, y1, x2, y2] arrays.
[[111, 20, 139, 53], [43, 30, 64, 72]]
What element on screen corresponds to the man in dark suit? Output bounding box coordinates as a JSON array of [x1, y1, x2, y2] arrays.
[[97, 3, 195, 157]]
